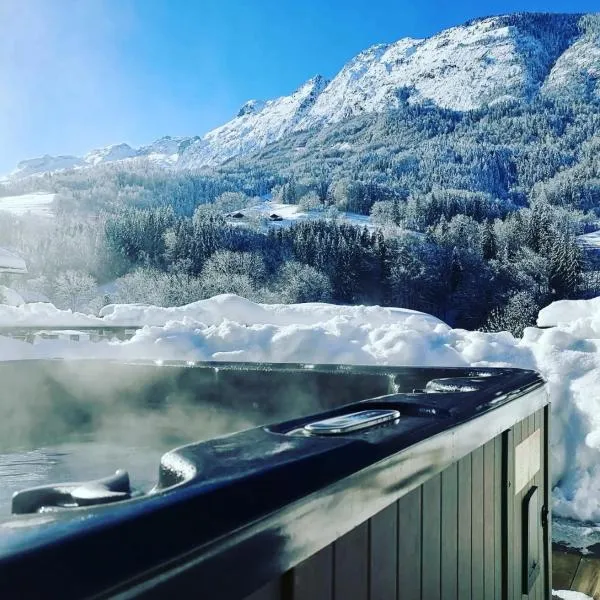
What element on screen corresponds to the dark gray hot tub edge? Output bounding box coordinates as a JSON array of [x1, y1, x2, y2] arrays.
[[0, 362, 547, 600]]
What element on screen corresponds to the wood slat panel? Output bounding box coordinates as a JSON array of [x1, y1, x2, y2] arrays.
[[457, 454, 472, 600], [544, 406, 553, 598], [441, 463, 458, 600], [244, 413, 549, 600], [494, 434, 502, 600], [483, 441, 495, 600], [503, 428, 514, 600], [369, 503, 398, 600], [422, 474, 442, 600], [243, 579, 281, 600], [398, 486, 422, 600], [471, 446, 484, 600], [530, 413, 541, 600], [512, 420, 523, 600], [289, 545, 333, 600], [334, 521, 369, 600], [538, 409, 547, 600]]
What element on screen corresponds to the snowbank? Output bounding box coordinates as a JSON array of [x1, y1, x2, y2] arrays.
[[1, 294, 600, 524], [538, 297, 600, 328], [98, 294, 443, 328], [0, 303, 104, 327], [553, 592, 593, 600]]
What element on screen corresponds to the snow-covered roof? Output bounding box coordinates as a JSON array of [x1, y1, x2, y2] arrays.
[[0, 247, 27, 274]]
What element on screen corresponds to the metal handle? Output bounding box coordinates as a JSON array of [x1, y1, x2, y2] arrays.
[[303, 409, 400, 435]]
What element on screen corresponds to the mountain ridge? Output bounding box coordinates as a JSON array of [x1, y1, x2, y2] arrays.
[[6, 12, 596, 180]]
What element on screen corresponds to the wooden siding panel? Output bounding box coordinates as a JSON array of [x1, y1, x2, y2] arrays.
[[369, 503, 398, 600], [458, 454, 472, 600], [483, 441, 495, 600], [398, 486, 422, 600], [334, 522, 369, 600], [441, 463, 458, 600], [289, 545, 333, 600], [471, 446, 484, 600], [422, 474, 442, 600], [494, 434, 502, 600], [243, 579, 281, 600], [512, 420, 523, 600], [503, 428, 514, 600]]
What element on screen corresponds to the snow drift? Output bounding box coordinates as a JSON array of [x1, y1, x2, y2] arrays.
[[0, 293, 600, 523]]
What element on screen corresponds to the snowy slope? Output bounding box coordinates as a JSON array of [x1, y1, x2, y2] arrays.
[[304, 19, 529, 120], [544, 17, 600, 97], [83, 143, 137, 166], [9, 155, 83, 179], [176, 75, 329, 168], [4, 13, 588, 178], [2, 293, 600, 525], [0, 192, 55, 217], [0, 248, 27, 273], [226, 199, 375, 230]]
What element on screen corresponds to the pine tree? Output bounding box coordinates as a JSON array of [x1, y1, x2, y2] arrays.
[[548, 233, 583, 299], [482, 220, 498, 260], [450, 247, 463, 293]]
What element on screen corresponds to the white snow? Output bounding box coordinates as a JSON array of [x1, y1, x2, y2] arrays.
[[177, 75, 329, 169], [0, 286, 24, 306], [578, 229, 600, 250], [553, 592, 593, 600], [537, 297, 600, 327], [228, 200, 374, 230], [2, 294, 600, 525], [544, 35, 600, 96], [0, 247, 27, 273], [9, 156, 82, 179], [84, 143, 137, 166], [0, 193, 55, 218]]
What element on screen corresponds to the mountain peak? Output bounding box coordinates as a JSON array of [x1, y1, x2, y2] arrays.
[[237, 99, 266, 117]]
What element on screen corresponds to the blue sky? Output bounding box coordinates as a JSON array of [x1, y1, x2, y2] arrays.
[[0, 0, 597, 172]]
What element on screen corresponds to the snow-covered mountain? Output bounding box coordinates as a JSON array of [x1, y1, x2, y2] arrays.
[[10, 144, 138, 178], [11, 155, 84, 179], [6, 12, 595, 179]]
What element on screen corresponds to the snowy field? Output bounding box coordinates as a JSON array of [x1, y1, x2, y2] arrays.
[[227, 199, 375, 230], [0, 193, 55, 217], [578, 229, 600, 250], [1, 294, 600, 541]]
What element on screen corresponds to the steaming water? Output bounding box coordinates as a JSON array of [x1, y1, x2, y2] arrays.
[[0, 440, 163, 517]]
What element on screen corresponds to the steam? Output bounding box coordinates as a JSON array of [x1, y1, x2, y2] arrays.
[[0, 361, 262, 453], [0, 359, 392, 515]]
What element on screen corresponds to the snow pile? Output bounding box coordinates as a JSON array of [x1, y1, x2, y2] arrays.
[[98, 294, 439, 328], [2, 293, 600, 523], [553, 592, 594, 600], [538, 297, 600, 327], [0, 303, 104, 327]]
